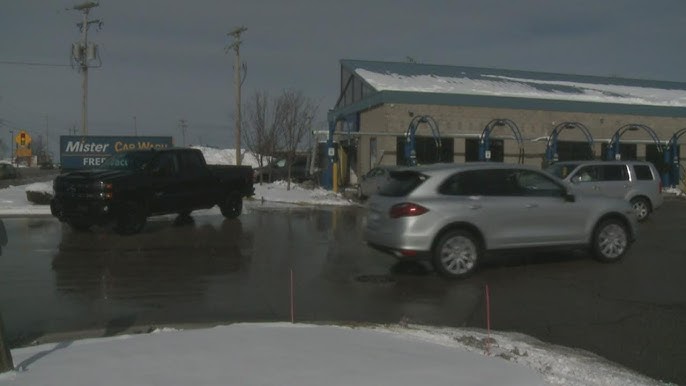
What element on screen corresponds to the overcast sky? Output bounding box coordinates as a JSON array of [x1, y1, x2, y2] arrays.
[[1, 0, 685, 157]]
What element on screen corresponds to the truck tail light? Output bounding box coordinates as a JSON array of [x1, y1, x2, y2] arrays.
[[389, 203, 429, 218], [103, 183, 113, 199]]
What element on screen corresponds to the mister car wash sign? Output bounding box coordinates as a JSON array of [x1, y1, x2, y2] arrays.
[[59, 135, 174, 170]]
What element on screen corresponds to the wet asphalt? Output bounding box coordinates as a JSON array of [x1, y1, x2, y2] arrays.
[[1, 199, 686, 384]]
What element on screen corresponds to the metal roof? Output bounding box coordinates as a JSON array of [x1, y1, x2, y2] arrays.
[[330, 59, 686, 119]]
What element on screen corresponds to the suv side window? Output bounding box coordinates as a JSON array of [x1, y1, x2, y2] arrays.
[[599, 165, 629, 181], [514, 170, 565, 197], [573, 165, 599, 182], [633, 164, 654, 180]]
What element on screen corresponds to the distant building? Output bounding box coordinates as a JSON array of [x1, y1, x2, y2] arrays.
[[327, 59, 686, 185]]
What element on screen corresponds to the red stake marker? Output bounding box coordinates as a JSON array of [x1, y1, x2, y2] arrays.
[[290, 268, 295, 324], [485, 284, 491, 355]]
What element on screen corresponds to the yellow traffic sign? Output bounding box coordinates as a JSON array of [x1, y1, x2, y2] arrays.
[[15, 131, 31, 146]]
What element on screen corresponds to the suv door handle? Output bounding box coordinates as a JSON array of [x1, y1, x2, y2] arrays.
[[468, 204, 482, 210], [525, 203, 538, 208]]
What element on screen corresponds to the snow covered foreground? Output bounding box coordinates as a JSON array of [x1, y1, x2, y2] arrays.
[[0, 323, 663, 386]]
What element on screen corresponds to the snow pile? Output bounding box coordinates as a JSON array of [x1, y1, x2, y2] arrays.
[[0, 323, 666, 386], [0, 179, 353, 217], [356, 69, 686, 107], [23, 182, 53, 195], [252, 180, 352, 206], [393, 325, 663, 386], [663, 187, 685, 196], [192, 146, 261, 167]]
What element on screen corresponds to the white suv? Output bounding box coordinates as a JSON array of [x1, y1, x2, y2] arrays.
[[546, 160, 663, 221], [364, 163, 638, 279]]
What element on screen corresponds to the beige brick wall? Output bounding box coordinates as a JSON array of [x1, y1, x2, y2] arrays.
[[334, 103, 686, 181]]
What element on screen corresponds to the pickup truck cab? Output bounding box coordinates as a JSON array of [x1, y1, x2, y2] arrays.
[[51, 148, 254, 235]]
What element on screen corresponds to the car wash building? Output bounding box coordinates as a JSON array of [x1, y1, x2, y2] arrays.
[[325, 59, 686, 188]]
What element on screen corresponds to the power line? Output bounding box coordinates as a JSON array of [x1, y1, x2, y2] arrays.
[[0, 60, 72, 68]]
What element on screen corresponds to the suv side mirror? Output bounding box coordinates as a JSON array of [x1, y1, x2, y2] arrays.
[[570, 175, 581, 184], [564, 191, 576, 202]]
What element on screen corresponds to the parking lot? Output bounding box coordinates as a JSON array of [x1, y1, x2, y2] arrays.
[[1, 197, 685, 384]]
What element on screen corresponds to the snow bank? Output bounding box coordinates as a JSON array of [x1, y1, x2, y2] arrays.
[[0, 323, 665, 386]]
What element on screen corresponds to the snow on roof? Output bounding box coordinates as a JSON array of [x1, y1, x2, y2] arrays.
[[348, 61, 686, 108]]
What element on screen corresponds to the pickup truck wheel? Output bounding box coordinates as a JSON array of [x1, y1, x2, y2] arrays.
[[220, 194, 242, 219], [114, 202, 147, 235], [67, 220, 91, 232]]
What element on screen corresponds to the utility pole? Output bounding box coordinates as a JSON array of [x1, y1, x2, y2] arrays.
[[70, 1, 102, 136], [179, 119, 188, 147], [45, 114, 50, 161], [8, 130, 13, 165], [227, 26, 247, 166]]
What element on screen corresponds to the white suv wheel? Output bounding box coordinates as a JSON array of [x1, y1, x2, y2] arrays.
[[593, 220, 629, 262], [433, 230, 481, 279]]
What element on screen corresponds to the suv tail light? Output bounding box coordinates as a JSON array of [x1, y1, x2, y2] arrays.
[[659, 179, 662, 193], [389, 203, 429, 218]]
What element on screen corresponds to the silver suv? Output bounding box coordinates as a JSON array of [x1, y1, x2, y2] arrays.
[[363, 163, 638, 279], [546, 160, 663, 222]]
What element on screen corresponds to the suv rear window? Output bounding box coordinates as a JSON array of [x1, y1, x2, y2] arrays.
[[633, 164, 654, 180], [379, 171, 427, 197]]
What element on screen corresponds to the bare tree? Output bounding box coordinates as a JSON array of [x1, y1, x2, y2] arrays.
[[278, 90, 317, 191], [243, 90, 284, 183]]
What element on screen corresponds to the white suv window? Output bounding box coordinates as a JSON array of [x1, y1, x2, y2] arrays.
[[633, 164, 654, 180], [600, 165, 629, 181], [515, 170, 565, 197], [574, 165, 629, 182]]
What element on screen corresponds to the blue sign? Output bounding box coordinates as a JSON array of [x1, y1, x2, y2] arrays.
[[59, 135, 174, 170]]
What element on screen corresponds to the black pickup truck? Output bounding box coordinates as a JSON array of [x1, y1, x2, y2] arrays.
[[50, 147, 254, 235]]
